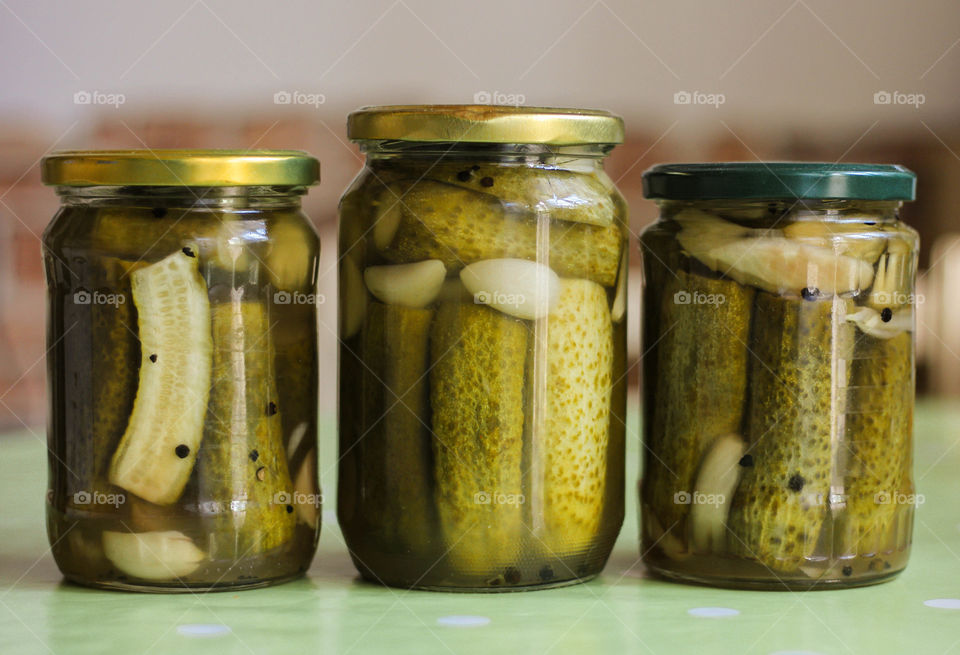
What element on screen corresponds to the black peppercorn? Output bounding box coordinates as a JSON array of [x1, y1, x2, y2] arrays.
[[249, 449, 259, 462], [801, 287, 819, 301], [787, 474, 805, 492], [267, 401, 278, 416], [182, 246, 195, 258], [175, 444, 190, 458], [149, 354, 158, 363], [842, 565, 853, 577], [739, 454, 754, 467], [880, 307, 893, 322], [480, 176, 494, 188], [286, 504, 294, 514], [456, 169, 472, 182]]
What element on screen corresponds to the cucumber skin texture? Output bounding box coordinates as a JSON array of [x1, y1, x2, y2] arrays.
[[641, 268, 753, 543], [538, 279, 614, 553], [430, 303, 528, 573], [842, 330, 914, 555], [406, 162, 618, 227], [355, 302, 437, 554], [378, 180, 622, 287], [86, 258, 143, 495], [196, 300, 296, 557], [727, 293, 853, 571]]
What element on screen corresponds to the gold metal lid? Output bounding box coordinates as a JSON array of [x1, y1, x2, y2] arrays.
[[348, 105, 624, 146], [42, 150, 320, 187]]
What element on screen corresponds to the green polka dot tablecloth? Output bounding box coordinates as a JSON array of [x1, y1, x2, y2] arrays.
[[3, 402, 959, 655]]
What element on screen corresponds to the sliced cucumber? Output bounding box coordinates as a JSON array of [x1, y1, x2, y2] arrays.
[[108, 249, 212, 505], [103, 530, 205, 580], [675, 209, 874, 296]]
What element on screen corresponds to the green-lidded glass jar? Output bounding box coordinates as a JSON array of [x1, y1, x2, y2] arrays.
[[41, 150, 321, 592], [338, 105, 629, 590], [640, 162, 918, 589]]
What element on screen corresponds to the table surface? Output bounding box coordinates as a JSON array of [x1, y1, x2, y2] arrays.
[[2, 402, 960, 655]]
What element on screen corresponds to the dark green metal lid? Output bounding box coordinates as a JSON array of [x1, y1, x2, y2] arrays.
[[642, 162, 916, 201]]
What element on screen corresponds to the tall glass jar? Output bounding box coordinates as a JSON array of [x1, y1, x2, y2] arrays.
[[41, 150, 321, 592], [639, 163, 918, 589], [338, 105, 628, 590]]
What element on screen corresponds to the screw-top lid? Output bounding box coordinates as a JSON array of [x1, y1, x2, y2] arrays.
[[42, 150, 320, 187], [348, 105, 624, 146], [643, 162, 916, 201]]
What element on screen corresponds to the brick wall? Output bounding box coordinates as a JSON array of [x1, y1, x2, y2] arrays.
[[2, 114, 958, 430]]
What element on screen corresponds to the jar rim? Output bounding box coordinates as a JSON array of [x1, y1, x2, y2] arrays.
[[347, 105, 624, 146], [642, 162, 916, 201], [42, 149, 320, 187]]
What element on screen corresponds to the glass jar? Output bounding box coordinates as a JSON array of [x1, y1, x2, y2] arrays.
[[41, 150, 321, 592], [338, 105, 628, 590], [639, 163, 918, 589]]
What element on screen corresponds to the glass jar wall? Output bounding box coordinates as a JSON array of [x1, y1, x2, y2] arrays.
[[639, 163, 918, 589], [41, 150, 321, 592], [338, 106, 628, 590]]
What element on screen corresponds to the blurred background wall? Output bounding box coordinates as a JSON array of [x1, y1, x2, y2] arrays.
[[2, 0, 959, 428]]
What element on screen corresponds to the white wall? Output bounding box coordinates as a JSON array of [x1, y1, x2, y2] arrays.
[[2, 0, 958, 141]]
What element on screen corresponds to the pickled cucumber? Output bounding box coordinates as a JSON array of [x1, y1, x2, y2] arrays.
[[430, 303, 527, 572], [842, 331, 913, 555], [674, 209, 874, 296], [266, 213, 319, 292], [783, 219, 887, 263], [88, 258, 142, 491], [727, 293, 853, 571], [413, 162, 618, 227], [92, 207, 256, 273], [109, 249, 212, 505], [375, 180, 622, 286], [358, 302, 435, 553], [642, 268, 753, 542], [195, 298, 296, 557], [538, 278, 613, 553], [868, 237, 915, 311]]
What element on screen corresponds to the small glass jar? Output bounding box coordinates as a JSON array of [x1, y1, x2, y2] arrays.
[[639, 163, 918, 589], [338, 105, 628, 590], [41, 150, 321, 592]]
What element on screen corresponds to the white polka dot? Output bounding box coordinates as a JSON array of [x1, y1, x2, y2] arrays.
[[437, 615, 491, 628], [177, 624, 232, 638], [924, 598, 960, 609], [687, 607, 739, 618]]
